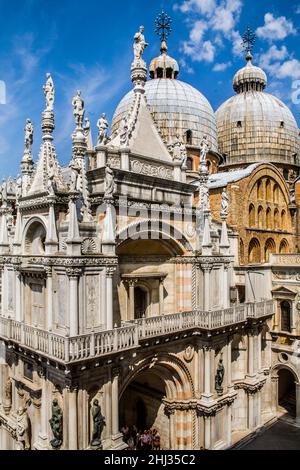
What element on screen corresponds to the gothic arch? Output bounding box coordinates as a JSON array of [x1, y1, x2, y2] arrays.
[[249, 204, 255, 227], [264, 238, 276, 262], [266, 207, 272, 229], [279, 238, 289, 254], [248, 238, 261, 264], [120, 352, 195, 401], [23, 216, 47, 255], [258, 206, 263, 228], [117, 220, 194, 254], [271, 363, 300, 383]]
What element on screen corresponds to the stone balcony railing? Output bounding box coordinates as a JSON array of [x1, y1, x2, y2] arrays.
[[0, 300, 274, 364]]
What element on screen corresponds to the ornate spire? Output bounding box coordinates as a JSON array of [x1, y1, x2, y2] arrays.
[[155, 9, 172, 43], [28, 74, 66, 195], [70, 90, 92, 222], [21, 119, 34, 196]]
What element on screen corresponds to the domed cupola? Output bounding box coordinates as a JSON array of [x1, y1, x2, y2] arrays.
[[216, 28, 299, 168], [233, 50, 267, 93], [149, 40, 179, 79], [112, 11, 217, 151]]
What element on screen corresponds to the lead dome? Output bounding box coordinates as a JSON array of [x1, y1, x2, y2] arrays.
[[216, 51, 299, 167], [111, 40, 217, 151]]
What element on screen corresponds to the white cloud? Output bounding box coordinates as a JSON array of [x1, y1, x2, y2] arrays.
[[296, 6, 300, 14], [182, 39, 215, 62], [231, 30, 243, 57], [178, 0, 242, 64], [210, 0, 242, 34], [259, 45, 300, 80], [189, 20, 208, 43], [256, 13, 296, 41], [175, 0, 216, 15], [213, 61, 232, 71]]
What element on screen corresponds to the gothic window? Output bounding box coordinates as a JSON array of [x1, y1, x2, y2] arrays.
[[134, 286, 147, 319], [185, 130, 193, 145], [258, 206, 263, 228], [279, 239, 289, 253], [186, 156, 193, 171], [274, 209, 279, 229], [266, 207, 272, 229], [266, 179, 271, 201], [273, 184, 279, 203], [23, 361, 33, 381], [280, 301, 291, 332], [281, 209, 287, 228], [25, 221, 46, 255], [237, 121, 242, 128], [257, 180, 263, 199], [239, 238, 245, 264], [248, 238, 261, 264], [249, 204, 255, 227], [264, 238, 276, 262]]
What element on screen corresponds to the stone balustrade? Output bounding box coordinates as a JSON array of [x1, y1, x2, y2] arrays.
[[0, 300, 274, 364]]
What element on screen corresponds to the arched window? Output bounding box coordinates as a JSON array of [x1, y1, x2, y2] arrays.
[[281, 209, 287, 228], [24, 220, 46, 255], [258, 206, 263, 229], [257, 180, 263, 199], [249, 204, 255, 227], [264, 238, 276, 262], [274, 209, 279, 229], [239, 238, 245, 264], [279, 239, 289, 253], [266, 207, 272, 229], [185, 130, 193, 145], [280, 301, 291, 332], [266, 179, 271, 201], [248, 238, 261, 264], [273, 183, 279, 203], [186, 156, 193, 171]]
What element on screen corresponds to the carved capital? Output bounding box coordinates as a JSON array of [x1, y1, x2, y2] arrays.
[[66, 267, 82, 278], [106, 267, 116, 278]]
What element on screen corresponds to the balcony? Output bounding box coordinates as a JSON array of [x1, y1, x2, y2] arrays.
[[0, 300, 274, 364]]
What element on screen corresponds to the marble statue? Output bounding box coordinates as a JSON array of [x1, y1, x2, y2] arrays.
[[172, 135, 182, 161], [84, 118, 93, 148], [72, 90, 85, 128], [97, 113, 109, 145], [180, 142, 188, 169], [91, 399, 105, 448], [200, 135, 210, 165], [119, 117, 129, 146], [49, 399, 63, 449], [133, 25, 148, 62], [16, 406, 31, 450], [221, 188, 229, 218], [1, 179, 7, 206], [215, 358, 225, 395], [4, 377, 12, 402], [43, 73, 54, 112], [104, 165, 115, 198], [47, 163, 56, 196], [24, 119, 34, 154], [201, 184, 210, 211], [69, 160, 81, 192]]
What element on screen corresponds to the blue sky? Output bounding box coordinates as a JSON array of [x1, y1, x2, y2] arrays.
[[0, 0, 299, 177]]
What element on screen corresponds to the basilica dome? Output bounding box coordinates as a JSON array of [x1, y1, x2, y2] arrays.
[[111, 43, 217, 151], [216, 52, 299, 167]]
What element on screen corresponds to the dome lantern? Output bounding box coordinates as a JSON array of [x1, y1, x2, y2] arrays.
[[150, 10, 179, 79]]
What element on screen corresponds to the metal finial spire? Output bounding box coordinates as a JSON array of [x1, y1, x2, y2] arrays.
[[241, 26, 256, 54], [155, 9, 172, 42]]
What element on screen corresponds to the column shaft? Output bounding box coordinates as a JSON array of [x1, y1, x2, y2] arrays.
[[68, 388, 78, 450], [69, 277, 79, 336], [46, 273, 53, 331], [106, 273, 113, 330]]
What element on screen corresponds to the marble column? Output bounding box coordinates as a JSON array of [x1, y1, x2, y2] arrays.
[[257, 328, 262, 372], [271, 376, 279, 415], [204, 415, 211, 449], [15, 270, 22, 322], [227, 336, 233, 390], [159, 278, 164, 316], [295, 382, 300, 424], [203, 265, 211, 311], [201, 346, 213, 402], [106, 268, 115, 330], [223, 265, 229, 309], [45, 268, 53, 331], [67, 268, 81, 336], [247, 330, 255, 377], [128, 280, 136, 321], [36, 369, 49, 450], [68, 386, 78, 450], [226, 404, 232, 447], [111, 368, 119, 437]]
